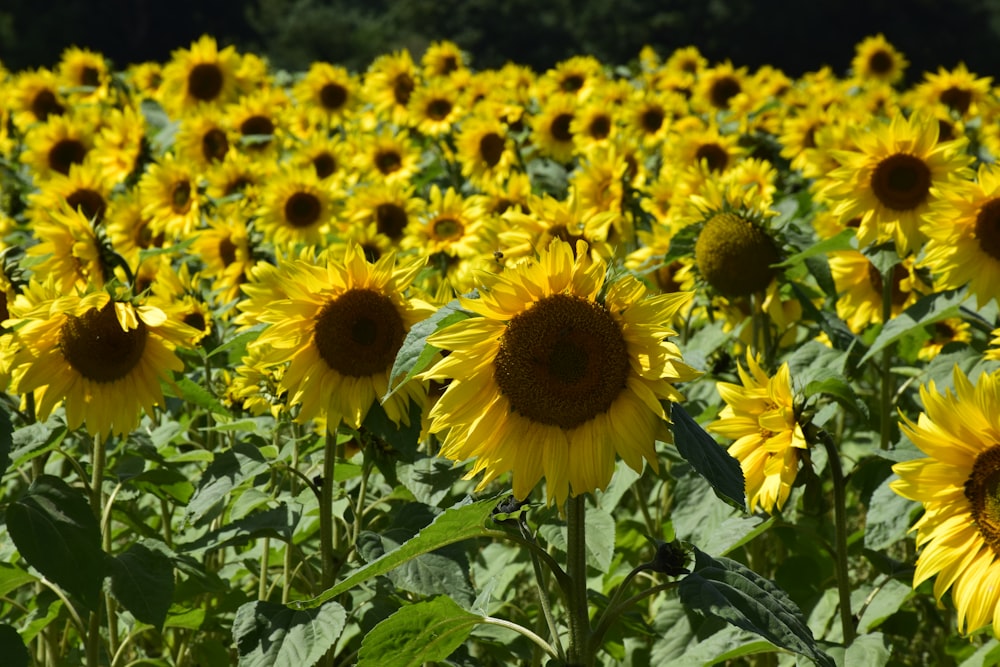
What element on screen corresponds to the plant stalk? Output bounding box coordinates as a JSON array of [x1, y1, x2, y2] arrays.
[[565, 494, 592, 667], [816, 428, 856, 645]]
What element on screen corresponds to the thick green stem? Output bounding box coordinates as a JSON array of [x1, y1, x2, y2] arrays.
[[879, 265, 895, 450], [86, 434, 107, 667], [520, 521, 565, 661], [565, 495, 592, 667], [816, 428, 856, 645], [320, 435, 337, 589]]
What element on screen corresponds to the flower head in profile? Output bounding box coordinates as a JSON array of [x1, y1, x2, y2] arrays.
[[708, 352, 806, 514], [422, 239, 699, 506], [891, 368, 1000, 636]]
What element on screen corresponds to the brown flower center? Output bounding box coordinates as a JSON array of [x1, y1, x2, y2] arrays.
[[871, 153, 932, 211], [312, 152, 337, 179], [376, 203, 408, 240], [218, 235, 238, 266], [319, 82, 348, 111], [426, 98, 453, 121], [60, 301, 147, 384], [640, 108, 665, 134], [587, 114, 612, 140], [940, 86, 973, 115], [561, 74, 585, 93], [479, 133, 505, 167], [965, 445, 1000, 553], [284, 192, 322, 228], [202, 128, 229, 162], [695, 143, 729, 172], [48, 139, 87, 175], [550, 113, 574, 142], [695, 212, 779, 298], [867, 50, 894, 75], [188, 63, 224, 102], [171, 180, 192, 214], [494, 294, 630, 430], [375, 150, 402, 175], [393, 73, 414, 106], [66, 188, 107, 225], [432, 217, 463, 240], [709, 76, 741, 109], [31, 89, 64, 121], [866, 262, 909, 307], [975, 198, 1000, 261], [313, 289, 406, 377]]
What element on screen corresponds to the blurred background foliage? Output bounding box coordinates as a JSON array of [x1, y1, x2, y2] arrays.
[[2, 0, 1000, 79]]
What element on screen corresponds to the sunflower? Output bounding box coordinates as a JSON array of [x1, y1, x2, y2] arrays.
[[402, 185, 489, 260], [20, 112, 94, 178], [665, 118, 743, 175], [421, 40, 467, 79], [90, 105, 147, 186], [623, 89, 680, 149], [158, 35, 242, 115], [126, 61, 163, 99], [238, 243, 431, 428], [421, 238, 698, 505], [345, 180, 425, 246], [907, 64, 992, 119], [850, 34, 908, 85], [192, 209, 253, 307], [174, 108, 234, 166], [57, 46, 110, 103], [454, 112, 518, 189], [535, 55, 605, 101], [228, 87, 290, 156], [570, 100, 617, 154], [530, 93, 578, 163], [104, 191, 162, 268], [708, 352, 806, 514], [203, 150, 267, 202], [291, 133, 351, 183], [8, 283, 195, 437], [889, 368, 1000, 636], [256, 166, 335, 248], [917, 318, 972, 361], [27, 161, 111, 227], [821, 112, 973, 255], [25, 199, 110, 292], [408, 76, 463, 137], [693, 61, 749, 113], [138, 154, 202, 239], [498, 191, 615, 265], [8, 68, 66, 130], [364, 50, 418, 126], [148, 263, 214, 345], [294, 62, 360, 125], [828, 250, 926, 333], [350, 128, 421, 184]]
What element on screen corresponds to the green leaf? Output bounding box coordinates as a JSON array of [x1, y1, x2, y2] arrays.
[[670, 403, 746, 510], [234, 600, 346, 667], [207, 326, 264, 362], [776, 229, 855, 268], [185, 442, 270, 525], [167, 376, 231, 417], [109, 542, 175, 629], [9, 418, 68, 470], [843, 631, 891, 667], [0, 624, 30, 667], [358, 596, 481, 667], [803, 374, 870, 420], [584, 506, 616, 572], [293, 496, 501, 610], [858, 579, 912, 633], [859, 289, 966, 364], [178, 503, 300, 554], [384, 299, 471, 401], [0, 563, 36, 598], [865, 474, 918, 551], [0, 402, 11, 479], [7, 475, 107, 611], [679, 548, 835, 667]]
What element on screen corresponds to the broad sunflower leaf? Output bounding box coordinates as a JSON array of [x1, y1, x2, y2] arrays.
[[776, 229, 855, 268], [167, 376, 231, 417], [6, 475, 108, 612], [178, 503, 299, 554], [669, 403, 746, 510], [358, 595, 481, 667], [233, 600, 347, 667], [184, 441, 270, 525], [293, 496, 501, 610], [384, 298, 471, 402], [109, 542, 175, 630], [679, 548, 835, 667], [864, 474, 918, 551], [9, 417, 68, 471], [0, 624, 30, 667], [859, 289, 966, 364]]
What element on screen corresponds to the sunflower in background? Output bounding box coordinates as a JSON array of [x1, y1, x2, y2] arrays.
[[158, 35, 243, 116], [256, 165, 335, 249], [422, 238, 698, 505], [828, 251, 927, 333], [364, 50, 418, 127], [238, 243, 432, 429], [20, 111, 94, 178], [56, 46, 110, 104], [534, 55, 606, 102], [7, 68, 66, 130], [708, 352, 806, 514], [421, 40, 467, 79], [907, 63, 993, 120], [407, 76, 463, 138], [293, 62, 360, 127], [7, 283, 196, 437], [174, 108, 234, 167], [891, 368, 1000, 637], [25, 199, 111, 292], [820, 112, 973, 256], [27, 161, 111, 227], [90, 105, 147, 186], [850, 34, 909, 86], [350, 128, 422, 184], [138, 153, 202, 239], [345, 181, 424, 247], [192, 208, 253, 308], [454, 111, 518, 190], [530, 93, 578, 164], [228, 87, 290, 157]]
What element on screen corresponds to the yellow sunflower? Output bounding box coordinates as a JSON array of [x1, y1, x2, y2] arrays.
[[8, 284, 195, 437], [174, 107, 234, 166], [363, 50, 418, 126], [829, 251, 926, 333], [402, 185, 489, 260], [890, 368, 1000, 636], [228, 87, 290, 156], [256, 166, 335, 248], [917, 318, 972, 361], [27, 161, 111, 227], [20, 112, 94, 178], [920, 163, 1000, 306], [7, 68, 67, 130], [454, 112, 518, 189], [350, 128, 421, 184], [56, 46, 110, 103], [138, 154, 202, 239], [408, 77, 463, 137], [238, 243, 431, 428], [708, 352, 806, 514], [821, 112, 973, 255], [850, 34, 908, 85], [498, 191, 615, 265], [534, 55, 606, 101], [692, 61, 749, 113], [90, 105, 147, 186], [293, 62, 360, 125], [421, 239, 698, 505], [345, 181, 425, 247], [192, 208, 253, 307], [908, 63, 993, 120], [26, 199, 109, 292], [158, 35, 242, 116], [530, 94, 578, 164]]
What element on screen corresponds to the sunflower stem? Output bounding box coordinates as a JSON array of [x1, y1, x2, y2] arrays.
[[86, 433, 108, 667], [814, 427, 856, 645], [879, 264, 895, 451], [320, 433, 338, 590], [565, 494, 592, 667], [519, 519, 565, 661]]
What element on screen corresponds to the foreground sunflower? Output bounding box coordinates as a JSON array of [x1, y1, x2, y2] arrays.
[[238, 243, 432, 429], [8, 284, 195, 437], [707, 352, 806, 514], [891, 368, 1000, 636], [421, 239, 699, 505]]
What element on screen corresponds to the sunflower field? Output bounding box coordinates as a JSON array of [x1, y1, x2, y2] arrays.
[[2, 32, 1000, 667]]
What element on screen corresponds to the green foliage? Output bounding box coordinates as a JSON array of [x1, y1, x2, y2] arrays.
[[233, 600, 347, 667]]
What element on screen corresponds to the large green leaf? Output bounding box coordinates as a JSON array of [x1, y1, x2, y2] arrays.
[[184, 442, 270, 525], [178, 503, 300, 554], [0, 624, 30, 667], [293, 496, 500, 609], [859, 289, 966, 364], [670, 403, 746, 510], [383, 298, 471, 401], [6, 475, 107, 611], [234, 600, 346, 667], [865, 474, 918, 551], [9, 417, 67, 470], [679, 548, 835, 667], [358, 596, 481, 667], [109, 542, 175, 629]]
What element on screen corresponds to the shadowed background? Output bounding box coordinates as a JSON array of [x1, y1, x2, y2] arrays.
[[2, 0, 999, 81]]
